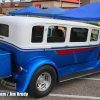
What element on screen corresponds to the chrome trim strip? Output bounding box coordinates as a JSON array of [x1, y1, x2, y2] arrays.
[[0, 40, 99, 52], [0, 40, 44, 52]]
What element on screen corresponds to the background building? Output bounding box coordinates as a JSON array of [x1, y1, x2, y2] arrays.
[[1, 0, 80, 15], [1, 0, 100, 15], [81, 0, 100, 6]]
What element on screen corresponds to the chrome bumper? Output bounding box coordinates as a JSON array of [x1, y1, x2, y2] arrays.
[[0, 78, 16, 90]]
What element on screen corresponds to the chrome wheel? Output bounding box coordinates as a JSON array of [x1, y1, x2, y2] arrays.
[[36, 72, 51, 91], [29, 65, 57, 98]]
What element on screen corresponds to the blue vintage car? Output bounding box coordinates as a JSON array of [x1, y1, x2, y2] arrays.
[[0, 16, 100, 98]]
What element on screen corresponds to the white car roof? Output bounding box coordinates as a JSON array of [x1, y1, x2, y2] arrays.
[[0, 16, 99, 28]]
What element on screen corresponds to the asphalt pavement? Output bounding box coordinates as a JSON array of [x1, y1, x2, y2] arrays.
[[0, 72, 100, 100]]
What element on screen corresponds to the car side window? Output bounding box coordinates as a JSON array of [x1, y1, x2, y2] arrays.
[[90, 29, 99, 41], [70, 28, 88, 42], [47, 26, 66, 43], [31, 26, 44, 43], [0, 24, 9, 37]]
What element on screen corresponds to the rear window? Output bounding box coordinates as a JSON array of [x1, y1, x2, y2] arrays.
[[31, 26, 44, 43], [0, 24, 9, 37]]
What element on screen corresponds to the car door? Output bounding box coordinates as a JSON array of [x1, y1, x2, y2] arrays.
[[86, 28, 100, 62], [44, 24, 68, 68], [67, 26, 90, 66]]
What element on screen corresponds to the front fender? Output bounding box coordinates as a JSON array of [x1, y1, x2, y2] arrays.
[[16, 57, 59, 93]]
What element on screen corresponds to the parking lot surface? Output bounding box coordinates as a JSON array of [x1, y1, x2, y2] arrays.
[[0, 72, 100, 100]]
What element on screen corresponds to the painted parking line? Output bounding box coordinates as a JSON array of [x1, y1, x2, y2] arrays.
[[0, 90, 16, 92], [79, 78, 100, 81], [49, 93, 100, 100]]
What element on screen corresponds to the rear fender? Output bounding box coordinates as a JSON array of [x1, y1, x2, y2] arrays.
[[16, 57, 59, 93]]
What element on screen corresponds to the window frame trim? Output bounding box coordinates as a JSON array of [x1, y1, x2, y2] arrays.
[[90, 28, 100, 44], [45, 24, 68, 47], [30, 23, 46, 45], [68, 26, 90, 47], [31, 25, 44, 43], [0, 23, 9, 37]]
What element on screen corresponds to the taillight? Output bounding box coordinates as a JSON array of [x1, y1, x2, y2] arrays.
[[18, 67, 23, 72]]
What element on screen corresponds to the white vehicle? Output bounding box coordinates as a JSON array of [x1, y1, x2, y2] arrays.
[[0, 16, 100, 98]]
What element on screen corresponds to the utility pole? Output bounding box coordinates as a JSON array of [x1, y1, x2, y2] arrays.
[[79, 0, 80, 7], [60, 0, 61, 7]]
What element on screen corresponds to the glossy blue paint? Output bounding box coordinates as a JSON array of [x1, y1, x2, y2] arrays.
[[0, 49, 11, 78], [86, 47, 99, 62], [12, 72, 19, 79], [0, 40, 100, 93], [16, 57, 59, 93], [58, 60, 100, 76]]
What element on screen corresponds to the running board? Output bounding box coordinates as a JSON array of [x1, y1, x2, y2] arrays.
[[60, 68, 100, 82]]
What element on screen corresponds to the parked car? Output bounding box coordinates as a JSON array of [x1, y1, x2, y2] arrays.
[[0, 16, 100, 98]]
